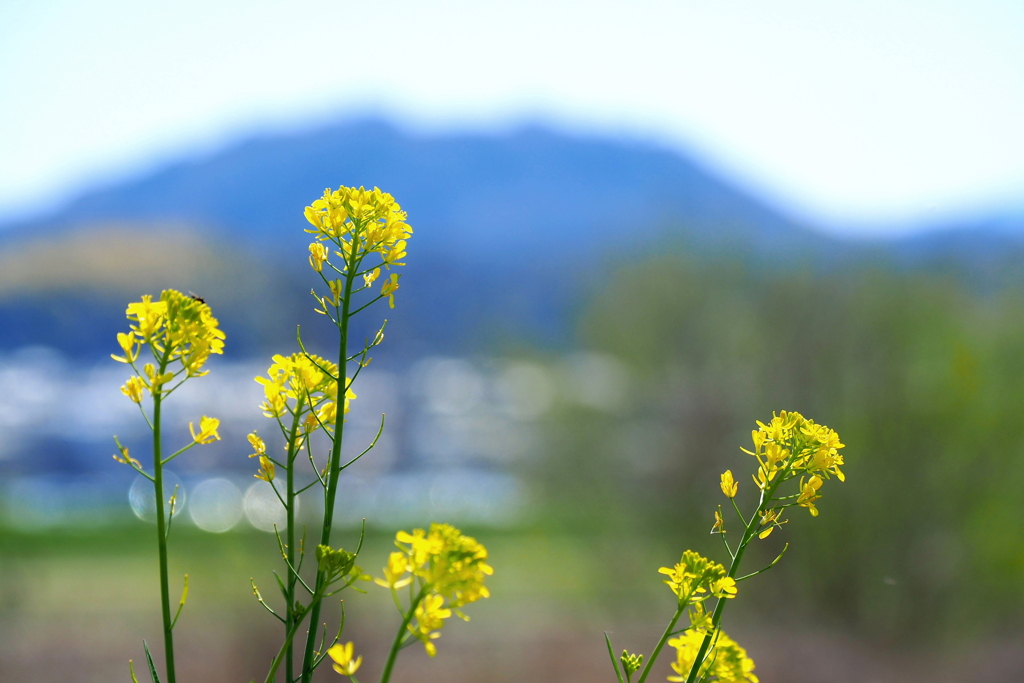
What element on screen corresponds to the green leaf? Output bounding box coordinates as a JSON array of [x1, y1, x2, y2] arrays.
[[143, 640, 162, 683], [605, 632, 626, 683]]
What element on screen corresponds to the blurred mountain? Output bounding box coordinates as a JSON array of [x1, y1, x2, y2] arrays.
[[0, 119, 817, 256], [0, 119, 832, 356], [0, 118, 1020, 357]]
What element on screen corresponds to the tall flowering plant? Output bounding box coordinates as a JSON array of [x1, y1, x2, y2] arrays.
[[605, 411, 846, 683], [246, 351, 360, 683], [244, 186, 491, 683], [111, 290, 225, 683]]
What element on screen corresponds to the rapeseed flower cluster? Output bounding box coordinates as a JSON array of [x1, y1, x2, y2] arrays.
[[253, 353, 353, 426], [659, 550, 737, 605], [621, 651, 644, 682], [376, 524, 493, 656], [667, 630, 758, 683], [742, 411, 845, 514], [112, 290, 224, 470], [304, 185, 413, 311], [304, 186, 411, 265], [605, 411, 845, 683], [113, 289, 225, 381]]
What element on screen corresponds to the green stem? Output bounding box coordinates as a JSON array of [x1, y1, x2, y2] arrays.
[[379, 589, 427, 683], [300, 238, 359, 683], [264, 585, 327, 683], [151, 356, 176, 683], [634, 602, 687, 683], [682, 478, 784, 683], [284, 409, 302, 683]]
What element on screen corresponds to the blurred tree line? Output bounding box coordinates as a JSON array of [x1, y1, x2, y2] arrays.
[[532, 247, 1024, 643]]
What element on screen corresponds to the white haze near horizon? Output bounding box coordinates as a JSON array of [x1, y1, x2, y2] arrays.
[[1, 0, 1023, 236]]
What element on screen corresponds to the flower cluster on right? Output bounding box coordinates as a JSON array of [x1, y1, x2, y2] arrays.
[[606, 410, 846, 683]]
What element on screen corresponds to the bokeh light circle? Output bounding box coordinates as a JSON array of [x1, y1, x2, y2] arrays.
[[189, 478, 244, 533], [244, 481, 292, 532], [129, 472, 186, 522]]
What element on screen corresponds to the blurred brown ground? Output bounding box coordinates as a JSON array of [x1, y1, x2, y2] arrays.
[[1, 527, 1022, 683]]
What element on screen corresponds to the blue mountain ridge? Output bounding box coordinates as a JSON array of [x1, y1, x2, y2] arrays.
[[8, 119, 814, 259], [1, 118, 1021, 358]]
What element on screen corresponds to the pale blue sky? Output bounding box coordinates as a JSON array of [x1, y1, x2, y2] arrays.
[[1, 0, 1022, 234]]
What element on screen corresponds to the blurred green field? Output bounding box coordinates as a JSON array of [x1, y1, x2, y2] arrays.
[[540, 249, 1024, 642], [2, 520, 1023, 683]]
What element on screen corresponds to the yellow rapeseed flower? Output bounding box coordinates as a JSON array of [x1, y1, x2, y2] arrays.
[[308, 242, 328, 272], [711, 576, 738, 599], [711, 508, 726, 534], [383, 239, 407, 267], [687, 602, 713, 635], [111, 331, 140, 363], [375, 551, 414, 590], [189, 416, 221, 444], [410, 593, 451, 656], [255, 455, 275, 482], [797, 475, 823, 516], [668, 629, 758, 683], [121, 376, 146, 403], [247, 432, 266, 457], [757, 508, 786, 539], [126, 295, 168, 341], [327, 642, 362, 676], [741, 411, 846, 508], [143, 363, 174, 394], [315, 378, 357, 428], [363, 267, 381, 288], [720, 470, 738, 498], [381, 274, 400, 309], [328, 279, 343, 306]]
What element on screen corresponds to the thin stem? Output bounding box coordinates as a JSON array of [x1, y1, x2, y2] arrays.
[[340, 414, 386, 472], [635, 602, 687, 683], [263, 593, 322, 683], [348, 293, 386, 317], [251, 578, 285, 623], [311, 601, 347, 669], [300, 228, 360, 683], [284, 408, 303, 683], [718, 529, 735, 560], [379, 588, 427, 683], [161, 440, 197, 466], [682, 474, 786, 683], [151, 349, 177, 683], [730, 497, 748, 526], [736, 543, 789, 582]]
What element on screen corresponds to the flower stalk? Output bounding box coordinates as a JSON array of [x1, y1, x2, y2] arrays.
[[111, 290, 225, 682], [607, 411, 846, 683]]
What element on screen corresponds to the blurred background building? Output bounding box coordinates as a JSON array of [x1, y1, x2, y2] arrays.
[[2, 1, 1024, 682]]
